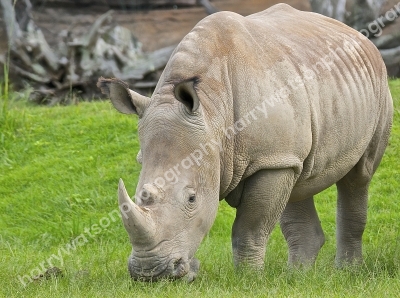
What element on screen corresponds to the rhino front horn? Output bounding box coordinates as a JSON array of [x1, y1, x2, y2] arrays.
[[118, 179, 156, 246]]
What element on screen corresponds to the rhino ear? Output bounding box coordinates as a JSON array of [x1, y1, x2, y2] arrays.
[[174, 79, 200, 113], [97, 77, 150, 117]]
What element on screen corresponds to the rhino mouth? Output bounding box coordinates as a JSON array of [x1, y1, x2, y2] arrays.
[[128, 257, 199, 282], [171, 258, 189, 279], [129, 257, 188, 281], [129, 263, 168, 281]]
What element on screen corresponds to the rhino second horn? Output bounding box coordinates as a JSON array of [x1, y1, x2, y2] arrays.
[[118, 179, 156, 246]]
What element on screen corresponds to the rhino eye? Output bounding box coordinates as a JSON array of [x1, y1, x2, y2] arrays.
[[188, 195, 196, 203]]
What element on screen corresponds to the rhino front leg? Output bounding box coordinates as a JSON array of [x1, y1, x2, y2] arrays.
[[230, 169, 295, 269], [280, 196, 325, 266]]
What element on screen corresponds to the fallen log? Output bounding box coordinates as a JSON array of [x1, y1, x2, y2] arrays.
[[0, 0, 221, 104], [0, 0, 178, 104]]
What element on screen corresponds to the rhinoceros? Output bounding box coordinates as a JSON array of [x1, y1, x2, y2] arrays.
[[97, 3, 393, 281]]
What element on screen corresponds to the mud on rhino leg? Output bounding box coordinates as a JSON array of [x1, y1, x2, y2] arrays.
[[279, 196, 325, 266], [230, 169, 295, 269]]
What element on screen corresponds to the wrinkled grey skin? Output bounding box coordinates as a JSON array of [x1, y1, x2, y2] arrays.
[[97, 4, 393, 281]]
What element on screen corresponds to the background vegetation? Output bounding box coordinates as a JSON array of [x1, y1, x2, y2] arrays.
[[0, 80, 399, 297]]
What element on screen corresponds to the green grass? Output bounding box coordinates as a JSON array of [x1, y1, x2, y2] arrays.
[[1, 80, 400, 297]]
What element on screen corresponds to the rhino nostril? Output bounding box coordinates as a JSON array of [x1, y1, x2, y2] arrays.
[[173, 258, 184, 273], [140, 184, 159, 205], [173, 258, 183, 271]]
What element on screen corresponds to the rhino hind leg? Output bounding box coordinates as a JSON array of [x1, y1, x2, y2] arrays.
[[335, 99, 392, 266], [335, 168, 369, 266], [335, 143, 387, 265], [280, 196, 325, 266]]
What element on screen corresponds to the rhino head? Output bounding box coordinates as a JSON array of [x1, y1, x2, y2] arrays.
[[97, 77, 221, 281]]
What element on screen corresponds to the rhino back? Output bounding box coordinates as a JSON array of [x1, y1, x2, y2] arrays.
[[155, 4, 392, 198], [246, 4, 392, 198]]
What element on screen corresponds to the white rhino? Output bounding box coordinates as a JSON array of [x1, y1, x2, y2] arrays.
[[97, 3, 393, 281]]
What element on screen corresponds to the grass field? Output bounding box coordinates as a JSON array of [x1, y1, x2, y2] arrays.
[[0, 80, 399, 297]]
